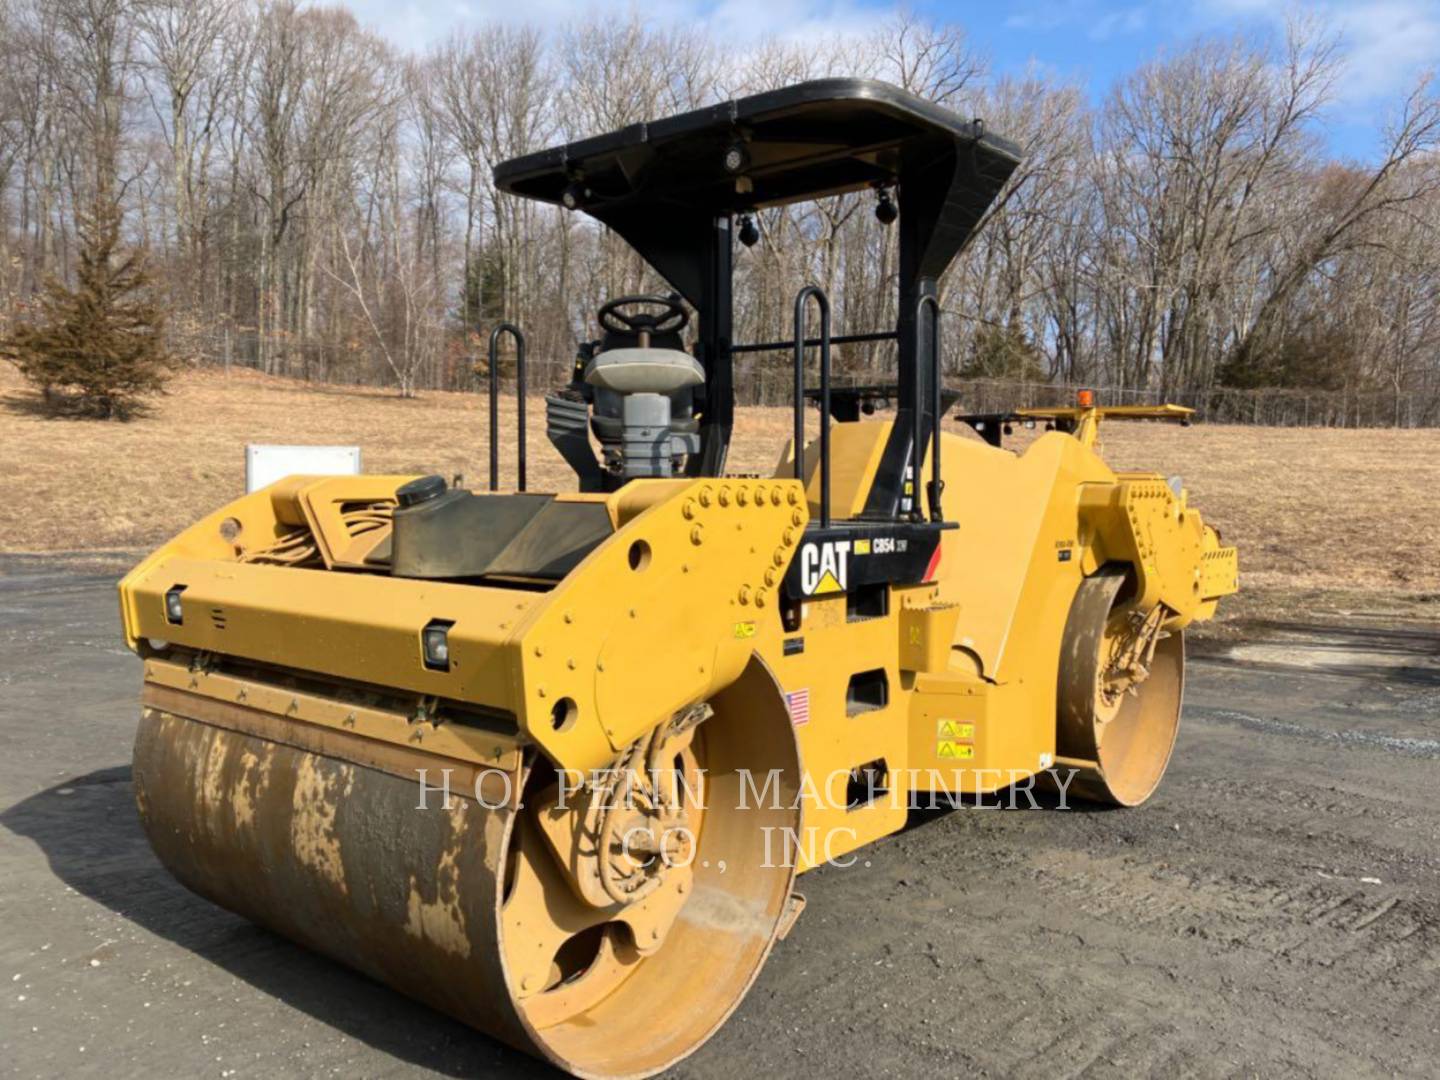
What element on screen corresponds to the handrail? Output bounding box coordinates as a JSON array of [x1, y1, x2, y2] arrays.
[[793, 285, 832, 528], [488, 323, 527, 491], [917, 295, 943, 522], [732, 329, 895, 355]]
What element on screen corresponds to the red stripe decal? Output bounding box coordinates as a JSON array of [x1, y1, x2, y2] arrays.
[[923, 540, 942, 582]]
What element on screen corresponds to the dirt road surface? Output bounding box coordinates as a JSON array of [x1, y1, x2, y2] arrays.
[[2, 567, 1438, 1078]]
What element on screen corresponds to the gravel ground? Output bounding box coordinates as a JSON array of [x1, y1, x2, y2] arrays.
[[2, 569, 1438, 1079]]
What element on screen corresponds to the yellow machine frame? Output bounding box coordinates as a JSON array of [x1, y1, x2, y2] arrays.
[[121, 409, 1236, 872]]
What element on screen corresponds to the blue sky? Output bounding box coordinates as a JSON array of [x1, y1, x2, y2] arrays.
[[346, 0, 1439, 161]]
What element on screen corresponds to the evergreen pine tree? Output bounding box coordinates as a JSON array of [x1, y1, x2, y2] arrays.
[[2, 196, 175, 420]]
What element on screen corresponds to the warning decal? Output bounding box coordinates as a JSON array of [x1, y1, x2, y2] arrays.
[[936, 720, 975, 740], [935, 718, 975, 761]]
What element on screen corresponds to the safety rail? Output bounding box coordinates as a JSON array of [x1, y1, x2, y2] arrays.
[[792, 286, 832, 528], [733, 328, 896, 355], [488, 323, 527, 492], [745, 287, 948, 528], [917, 294, 943, 523]]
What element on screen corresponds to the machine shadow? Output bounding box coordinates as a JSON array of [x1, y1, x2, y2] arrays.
[[0, 766, 562, 1080], [899, 780, 1120, 835]]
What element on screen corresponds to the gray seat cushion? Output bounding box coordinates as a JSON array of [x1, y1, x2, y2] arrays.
[[584, 348, 705, 394]]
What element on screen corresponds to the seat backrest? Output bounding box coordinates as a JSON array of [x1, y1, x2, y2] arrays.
[[584, 348, 705, 395], [598, 327, 685, 353]]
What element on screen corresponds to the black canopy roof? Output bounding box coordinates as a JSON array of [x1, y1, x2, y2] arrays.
[[493, 79, 1024, 494], [494, 78, 1021, 216]]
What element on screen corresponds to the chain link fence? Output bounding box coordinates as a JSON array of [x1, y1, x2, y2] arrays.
[[727, 365, 1440, 428], [184, 328, 1440, 429]]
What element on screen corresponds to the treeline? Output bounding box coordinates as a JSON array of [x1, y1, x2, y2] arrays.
[[1, 0, 1438, 421]]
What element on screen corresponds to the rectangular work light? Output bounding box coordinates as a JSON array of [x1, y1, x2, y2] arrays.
[[421, 619, 454, 672]]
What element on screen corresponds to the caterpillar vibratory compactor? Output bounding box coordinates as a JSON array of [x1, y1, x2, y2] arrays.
[[120, 81, 1237, 1077]]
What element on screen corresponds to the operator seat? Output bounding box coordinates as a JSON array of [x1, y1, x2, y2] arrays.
[[585, 347, 704, 396], [582, 296, 704, 480], [545, 294, 707, 488]]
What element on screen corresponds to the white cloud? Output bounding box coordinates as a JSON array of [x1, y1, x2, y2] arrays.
[[1207, 0, 1440, 105], [344, 0, 895, 51], [1089, 4, 1148, 40], [1003, 5, 1070, 31], [1329, 1, 1440, 102], [1003, 0, 1151, 37]]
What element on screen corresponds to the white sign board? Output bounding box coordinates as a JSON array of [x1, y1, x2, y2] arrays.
[[245, 444, 362, 493]]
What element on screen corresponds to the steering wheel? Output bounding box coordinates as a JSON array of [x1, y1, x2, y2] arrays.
[[598, 294, 690, 338]]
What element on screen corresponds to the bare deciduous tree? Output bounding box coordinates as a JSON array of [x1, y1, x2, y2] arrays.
[[0, 3, 1435, 420]]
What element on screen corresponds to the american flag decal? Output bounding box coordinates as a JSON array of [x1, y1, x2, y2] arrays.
[[785, 688, 811, 726]]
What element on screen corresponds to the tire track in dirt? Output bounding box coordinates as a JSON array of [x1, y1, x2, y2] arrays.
[[1027, 847, 1440, 988]]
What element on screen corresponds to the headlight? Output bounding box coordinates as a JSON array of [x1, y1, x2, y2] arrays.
[[164, 585, 187, 625], [421, 619, 454, 672]]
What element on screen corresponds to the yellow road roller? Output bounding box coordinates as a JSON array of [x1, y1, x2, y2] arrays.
[[119, 79, 1238, 1078]]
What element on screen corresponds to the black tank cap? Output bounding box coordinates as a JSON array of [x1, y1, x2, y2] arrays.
[[396, 474, 447, 508]]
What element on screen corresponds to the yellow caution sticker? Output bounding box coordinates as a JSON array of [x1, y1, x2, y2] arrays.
[[936, 720, 975, 740], [734, 621, 757, 639], [936, 740, 974, 760], [853, 538, 872, 555]]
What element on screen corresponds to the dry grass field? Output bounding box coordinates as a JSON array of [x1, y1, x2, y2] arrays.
[[2, 364, 1437, 628]]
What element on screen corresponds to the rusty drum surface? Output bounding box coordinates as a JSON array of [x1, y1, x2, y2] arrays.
[[133, 658, 801, 1079]]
